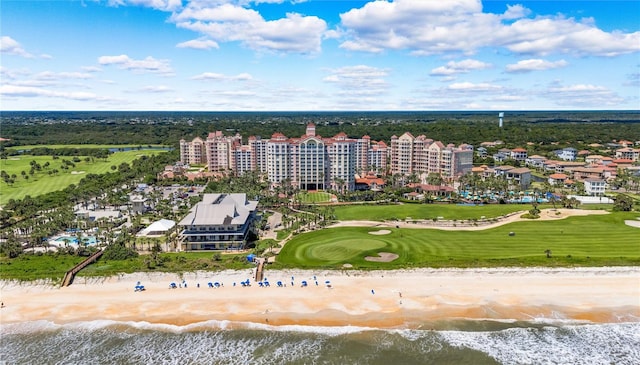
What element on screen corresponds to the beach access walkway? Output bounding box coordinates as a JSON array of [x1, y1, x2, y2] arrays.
[[61, 249, 104, 287]]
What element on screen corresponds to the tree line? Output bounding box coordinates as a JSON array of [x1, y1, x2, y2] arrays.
[[2, 111, 639, 149]]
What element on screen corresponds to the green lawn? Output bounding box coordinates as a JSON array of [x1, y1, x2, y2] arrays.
[[332, 203, 543, 221], [297, 191, 333, 203], [276, 212, 640, 269], [0, 149, 168, 205]]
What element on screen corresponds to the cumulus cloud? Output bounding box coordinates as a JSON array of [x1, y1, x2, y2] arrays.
[[191, 72, 253, 81], [176, 38, 219, 49], [338, 0, 640, 57], [501, 4, 530, 20], [1, 36, 34, 58], [505, 59, 568, 73], [430, 59, 492, 76], [170, 3, 327, 54], [98, 54, 173, 74]]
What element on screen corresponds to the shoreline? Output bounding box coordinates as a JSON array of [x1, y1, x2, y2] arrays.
[[2, 267, 639, 329]]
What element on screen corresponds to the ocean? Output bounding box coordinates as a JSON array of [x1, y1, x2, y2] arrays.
[[2, 320, 638, 365]]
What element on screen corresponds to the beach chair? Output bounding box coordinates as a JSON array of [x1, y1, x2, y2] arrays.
[[214, 282, 221, 288], [277, 281, 283, 287], [208, 282, 214, 288], [169, 282, 177, 289], [258, 282, 264, 287], [264, 281, 270, 287], [301, 281, 308, 287]]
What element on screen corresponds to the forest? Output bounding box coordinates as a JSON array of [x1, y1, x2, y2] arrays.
[[1, 111, 639, 149]]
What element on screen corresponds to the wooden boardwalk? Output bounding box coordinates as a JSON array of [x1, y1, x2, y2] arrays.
[[61, 249, 104, 287], [255, 258, 265, 282]]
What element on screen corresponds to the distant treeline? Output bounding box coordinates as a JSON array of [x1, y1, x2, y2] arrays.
[[1, 111, 639, 148], [4, 147, 111, 158]]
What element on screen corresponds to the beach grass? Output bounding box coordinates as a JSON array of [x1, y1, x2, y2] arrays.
[[79, 252, 255, 277], [0, 149, 168, 205], [275, 212, 640, 269], [0, 252, 255, 282], [0, 254, 86, 282], [297, 191, 333, 203], [331, 203, 610, 221]]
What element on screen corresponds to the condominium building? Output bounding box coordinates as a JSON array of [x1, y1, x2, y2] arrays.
[[205, 131, 242, 174], [389, 133, 472, 178], [178, 124, 464, 191], [179, 137, 206, 165]]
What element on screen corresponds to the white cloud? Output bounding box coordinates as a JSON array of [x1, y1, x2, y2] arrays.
[[171, 3, 327, 54], [430, 59, 492, 76], [176, 38, 219, 49], [107, 0, 182, 11], [191, 72, 253, 81], [98, 54, 173, 74], [338, 0, 640, 57], [0, 84, 113, 101], [505, 59, 568, 73], [501, 4, 530, 20], [624, 73, 640, 87], [543, 83, 624, 107], [1, 36, 34, 58], [447, 82, 502, 92], [486, 95, 526, 102], [140, 85, 173, 92], [35, 71, 94, 80], [82, 66, 103, 72], [323, 65, 390, 98]]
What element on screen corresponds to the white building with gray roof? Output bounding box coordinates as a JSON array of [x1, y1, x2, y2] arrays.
[[178, 193, 259, 251]]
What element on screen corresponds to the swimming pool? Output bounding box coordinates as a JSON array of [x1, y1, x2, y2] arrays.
[[52, 235, 98, 246]]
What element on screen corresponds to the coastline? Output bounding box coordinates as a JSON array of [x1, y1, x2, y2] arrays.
[[2, 267, 638, 329]]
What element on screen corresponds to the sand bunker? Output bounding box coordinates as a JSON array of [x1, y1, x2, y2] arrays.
[[369, 230, 391, 235], [365, 252, 399, 262], [624, 220, 640, 228], [70, 171, 85, 175]]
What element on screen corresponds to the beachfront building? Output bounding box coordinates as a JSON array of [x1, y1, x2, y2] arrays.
[[178, 193, 258, 251], [179, 137, 206, 165]]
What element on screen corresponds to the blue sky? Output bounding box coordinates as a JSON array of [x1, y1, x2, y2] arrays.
[[1, 0, 639, 111]]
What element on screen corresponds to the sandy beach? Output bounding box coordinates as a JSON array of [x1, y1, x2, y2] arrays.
[[1, 267, 638, 328]]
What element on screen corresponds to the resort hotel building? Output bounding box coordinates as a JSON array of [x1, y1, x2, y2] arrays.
[[177, 193, 259, 251], [180, 124, 473, 191]]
